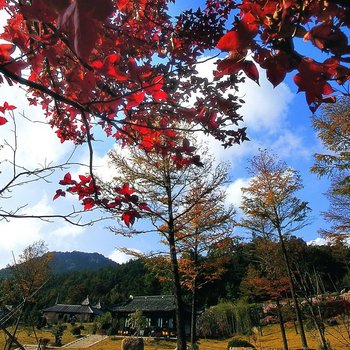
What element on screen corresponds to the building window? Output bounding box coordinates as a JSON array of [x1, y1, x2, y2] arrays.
[[157, 318, 163, 328]]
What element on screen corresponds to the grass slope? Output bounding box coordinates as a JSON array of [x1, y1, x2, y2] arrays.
[[1, 323, 350, 349]]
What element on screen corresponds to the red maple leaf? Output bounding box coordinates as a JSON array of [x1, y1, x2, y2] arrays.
[[0, 44, 15, 64], [82, 197, 95, 210], [53, 189, 66, 200], [117, 183, 135, 196], [0, 116, 8, 125], [126, 91, 145, 110], [217, 12, 258, 52], [216, 58, 259, 84], [294, 58, 335, 111], [58, 0, 114, 59], [121, 209, 141, 227], [59, 172, 77, 185]]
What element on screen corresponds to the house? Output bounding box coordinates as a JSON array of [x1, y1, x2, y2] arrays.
[[42, 296, 103, 324], [110, 295, 190, 337]]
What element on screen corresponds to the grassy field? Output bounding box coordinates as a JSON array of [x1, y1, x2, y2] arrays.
[[1, 323, 350, 349]]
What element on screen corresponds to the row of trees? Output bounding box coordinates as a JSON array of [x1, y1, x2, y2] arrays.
[[2, 236, 350, 346], [100, 89, 350, 349], [2, 235, 348, 312]]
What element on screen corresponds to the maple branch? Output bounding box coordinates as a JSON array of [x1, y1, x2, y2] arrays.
[[0, 211, 110, 226], [80, 110, 99, 202], [0, 65, 86, 111]]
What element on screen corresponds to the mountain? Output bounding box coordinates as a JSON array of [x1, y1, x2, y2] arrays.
[[0, 251, 118, 279], [49, 251, 118, 274]]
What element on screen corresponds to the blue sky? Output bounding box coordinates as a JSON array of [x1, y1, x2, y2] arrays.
[[0, 1, 333, 268]]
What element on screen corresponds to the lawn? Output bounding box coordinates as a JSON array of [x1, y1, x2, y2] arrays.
[[1, 323, 350, 349]]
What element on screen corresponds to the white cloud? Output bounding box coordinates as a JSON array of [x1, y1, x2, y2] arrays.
[[270, 130, 312, 160], [108, 248, 141, 264], [225, 177, 251, 209], [0, 197, 54, 267], [0, 191, 89, 268], [0, 85, 73, 168], [307, 237, 327, 246], [193, 56, 296, 167], [239, 74, 294, 133]]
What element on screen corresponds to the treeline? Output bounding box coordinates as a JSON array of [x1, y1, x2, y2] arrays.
[[0, 236, 349, 323]]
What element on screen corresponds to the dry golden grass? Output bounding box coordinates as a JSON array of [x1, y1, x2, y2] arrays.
[[2, 323, 350, 349], [0, 324, 84, 348]]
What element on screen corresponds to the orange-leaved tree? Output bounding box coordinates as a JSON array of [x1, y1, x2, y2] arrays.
[[2, 240, 52, 349], [240, 238, 291, 350], [240, 149, 311, 350], [311, 97, 350, 239], [174, 185, 236, 348], [104, 142, 234, 350]]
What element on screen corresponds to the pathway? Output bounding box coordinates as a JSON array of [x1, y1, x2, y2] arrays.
[[20, 334, 108, 350], [62, 334, 108, 348]]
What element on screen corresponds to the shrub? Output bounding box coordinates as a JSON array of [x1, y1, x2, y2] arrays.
[[51, 324, 65, 346], [227, 338, 255, 349], [96, 311, 113, 330], [71, 327, 81, 336]]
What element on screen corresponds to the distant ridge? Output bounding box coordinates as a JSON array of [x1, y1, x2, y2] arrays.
[[49, 251, 118, 274], [0, 251, 118, 279]]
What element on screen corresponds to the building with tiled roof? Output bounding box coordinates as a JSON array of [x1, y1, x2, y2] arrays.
[[111, 295, 190, 337], [42, 297, 104, 324]]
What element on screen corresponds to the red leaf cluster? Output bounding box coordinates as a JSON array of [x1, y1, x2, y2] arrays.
[[215, 0, 350, 112], [4, 0, 349, 220], [55, 173, 148, 226], [0, 101, 16, 126]]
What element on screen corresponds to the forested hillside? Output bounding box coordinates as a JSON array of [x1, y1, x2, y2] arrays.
[[0, 237, 349, 324]]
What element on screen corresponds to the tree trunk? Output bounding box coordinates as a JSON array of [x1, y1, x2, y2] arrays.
[[276, 298, 289, 350], [166, 173, 187, 350], [190, 242, 199, 349], [306, 298, 329, 350], [169, 236, 187, 350], [277, 227, 308, 350], [190, 281, 197, 347]]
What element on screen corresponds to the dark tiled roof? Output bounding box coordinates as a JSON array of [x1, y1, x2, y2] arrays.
[[112, 295, 175, 313], [42, 304, 103, 316]]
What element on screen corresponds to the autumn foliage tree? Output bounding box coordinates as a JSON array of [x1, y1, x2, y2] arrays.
[[240, 149, 311, 350], [5, 240, 52, 302], [240, 238, 291, 350], [311, 97, 350, 239], [1, 240, 52, 350], [104, 143, 233, 350], [173, 185, 236, 347]]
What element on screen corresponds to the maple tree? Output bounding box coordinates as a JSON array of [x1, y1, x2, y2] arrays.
[[0, 0, 349, 225], [0, 0, 248, 227], [216, 0, 350, 113], [240, 149, 311, 350], [104, 142, 233, 350]]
